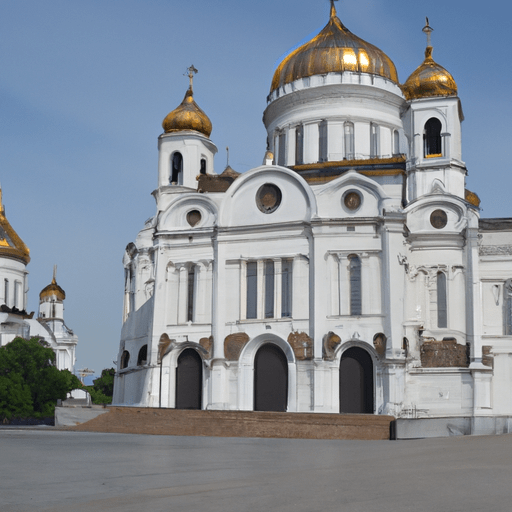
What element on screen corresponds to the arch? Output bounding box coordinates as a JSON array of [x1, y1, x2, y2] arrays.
[[120, 350, 130, 369], [171, 151, 183, 184], [137, 344, 147, 366], [254, 343, 288, 412], [424, 117, 442, 157], [339, 346, 374, 414], [175, 348, 202, 410]]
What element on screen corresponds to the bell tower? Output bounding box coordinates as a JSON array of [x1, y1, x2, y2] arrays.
[[155, 66, 217, 210], [402, 20, 465, 202]]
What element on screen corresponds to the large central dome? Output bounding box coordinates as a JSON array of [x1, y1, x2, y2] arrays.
[[270, 2, 398, 93]]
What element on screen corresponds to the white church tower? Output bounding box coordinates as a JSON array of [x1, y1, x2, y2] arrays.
[[37, 267, 78, 372], [155, 65, 218, 212]]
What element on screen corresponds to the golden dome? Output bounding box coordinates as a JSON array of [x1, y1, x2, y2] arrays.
[[40, 276, 65, 301], [270, 2, 398, 93], [402, 46, 457, 101], [162, 87, 212, 138]]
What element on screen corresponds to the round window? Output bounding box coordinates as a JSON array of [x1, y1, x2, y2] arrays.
[[343, 191, 362, 211], [256, 184, 282, 214], [187, 210, 202, 227], [430, 209, 448, 229]]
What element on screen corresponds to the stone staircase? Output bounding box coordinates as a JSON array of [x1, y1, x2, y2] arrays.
[[69, 407, 395, 440]]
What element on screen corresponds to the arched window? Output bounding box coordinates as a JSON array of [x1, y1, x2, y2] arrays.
[[171, 152, 183, 184], [424, 118, 442, 157], [137, 345, 148, 366], [295, 125, 304, 165], [319, 121, 328, 162], [370, 123, 379, 158], [344, 122, 354, 160], [200, 158, 206, 175], [393, 130, 400, 156], [187, 266, 195, 322], [348, 255, 362, 316], [437, 272, 447, 328], [264, 260, 275, 318], [120, 350, 130, 369]]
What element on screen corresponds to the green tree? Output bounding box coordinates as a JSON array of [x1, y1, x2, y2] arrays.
[[85, 368, 115, 404], [0, 337, 81, 420]]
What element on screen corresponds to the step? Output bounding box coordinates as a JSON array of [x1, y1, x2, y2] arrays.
[[69, 407, 395, 440]]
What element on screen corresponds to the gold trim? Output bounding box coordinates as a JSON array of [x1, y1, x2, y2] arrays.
[[292, 156, 406, 172], [425, 153, 442, 159]]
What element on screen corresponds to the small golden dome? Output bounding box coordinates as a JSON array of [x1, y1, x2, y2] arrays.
[[402, 46, 457, 101], [162, 87, 212, 138], [40, 276, 65, 302], [270, 2, 398, 93]]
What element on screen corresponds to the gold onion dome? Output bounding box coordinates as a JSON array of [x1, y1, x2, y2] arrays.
[[39, 276, 65, 301], [270, 1, 398, 92], [162, 87, 212, 138], [402, 46, 457, 101]]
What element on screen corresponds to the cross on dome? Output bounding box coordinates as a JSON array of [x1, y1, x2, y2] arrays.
[[330, 0, 339, 18], [423, 17, 433, 48], [185, 65, 198, 90]]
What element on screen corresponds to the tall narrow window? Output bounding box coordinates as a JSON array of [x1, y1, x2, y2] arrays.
[[281, 259, 293, 318], [393, 130, 400, 156], [278, 132, 286, 166], [370, 123, 378, 158], [4, 279, 8, 307], [187, 266, 195, 322], [295, 125, 304, 165], [13, 281, 19, 309], [348, 255, 362, 316], [424, 118, 442, 157], [344, 122, 354, 160], [504, 279, 512, 335], [319, 121, 328, 162], [437, 272, 447, 328], [246, 262, 257, 319], [200, 158, 206, 175], [171, 152, 183, 184], [264, 261, 275, 318]]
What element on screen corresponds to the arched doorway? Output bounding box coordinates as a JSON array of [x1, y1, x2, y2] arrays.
[[254, 343, 288, 412], [339, 347, 374, 414], [175, 349, 202, 410]]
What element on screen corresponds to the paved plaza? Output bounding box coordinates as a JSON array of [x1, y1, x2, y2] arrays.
[[1, 429, 511, 511]]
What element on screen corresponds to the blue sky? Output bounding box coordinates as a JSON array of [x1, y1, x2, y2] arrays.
[[1, 0, 510, 373]]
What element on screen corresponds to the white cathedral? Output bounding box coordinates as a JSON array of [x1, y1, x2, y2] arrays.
[[113, 3, 512, 436], [0, 188, 78, 372]]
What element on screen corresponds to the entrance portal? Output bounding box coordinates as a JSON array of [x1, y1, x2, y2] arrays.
[[339, 347, 374, 414], [254, 343, 288, 412], [176, 349, 202, 409]]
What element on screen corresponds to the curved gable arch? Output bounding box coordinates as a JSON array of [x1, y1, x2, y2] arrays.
[[219, 166, 317, 228], [158, 194, 218, 231]]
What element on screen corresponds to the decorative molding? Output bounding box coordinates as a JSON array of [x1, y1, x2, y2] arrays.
[[479, 245, 512, 256]]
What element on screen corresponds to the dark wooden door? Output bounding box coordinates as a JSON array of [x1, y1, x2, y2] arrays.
[[340, 347, 374, 414], [176, 349, 202, 410], [254, 344, 288, 412]]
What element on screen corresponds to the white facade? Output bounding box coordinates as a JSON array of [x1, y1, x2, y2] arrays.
[[113, 5, 512, 435]]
